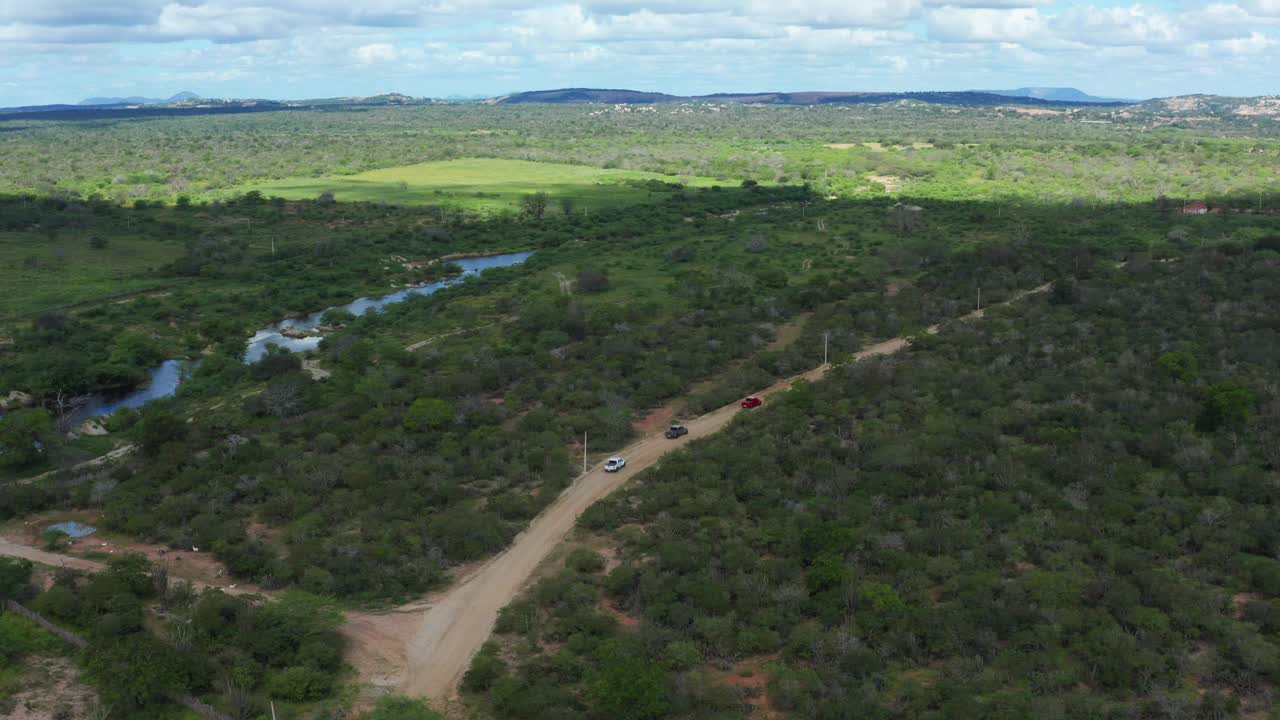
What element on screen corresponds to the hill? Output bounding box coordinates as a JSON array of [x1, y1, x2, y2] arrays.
[[487, 88, 681, 105], [1134, 93, 1280, 117], [490, 88, 1131, 107], [983, 86, 1135, 103], [77, 91, 200, 106]]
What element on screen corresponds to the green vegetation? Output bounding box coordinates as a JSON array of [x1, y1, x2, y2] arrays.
[[3, 104, 1279, 208], [4, 553, 349, 719], [474, 246, 1280, 719], [0, 611, 68, 714], [5, 100, 1280, 720], [238, 158, 721, 212]]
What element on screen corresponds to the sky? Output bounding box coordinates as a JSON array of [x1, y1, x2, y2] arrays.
[[2, 0, 1279, 105]]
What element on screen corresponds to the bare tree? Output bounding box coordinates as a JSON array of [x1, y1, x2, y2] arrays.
[[50, 390, 89, 433], [890, 203, 922, 234], [261, 381, 302, 417]]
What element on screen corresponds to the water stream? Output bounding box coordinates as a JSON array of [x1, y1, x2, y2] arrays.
[[69, 251, 533, 421]]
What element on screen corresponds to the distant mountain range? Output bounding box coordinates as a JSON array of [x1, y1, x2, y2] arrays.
[[77, 91, 201, 106], [9, 88, 1277, 120], [981, 87, 1138, 104], [487, 88, 1129, 107]]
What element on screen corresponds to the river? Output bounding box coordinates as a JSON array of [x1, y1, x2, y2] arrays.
[[71, 251, 533, 421]]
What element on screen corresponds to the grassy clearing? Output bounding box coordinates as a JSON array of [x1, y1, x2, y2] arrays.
[[0, 231, 185, 319], [234, 158, 724, 212]]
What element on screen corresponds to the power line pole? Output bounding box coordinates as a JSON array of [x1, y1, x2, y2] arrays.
[[582, 432, 587, 475], [977, 284, 982, 312], [823, 331, 830, 366]]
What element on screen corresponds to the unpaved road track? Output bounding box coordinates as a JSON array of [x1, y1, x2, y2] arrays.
[[0, 536, 261, 597], [0, 538, 107, 573], [9, 443, 137, 487], [395, 282, 1052, 702], [2, 282, 1052, 706]]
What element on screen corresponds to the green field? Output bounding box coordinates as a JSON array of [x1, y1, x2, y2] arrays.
[[236, 158, 724, 211], [0, 231, 186, 319]]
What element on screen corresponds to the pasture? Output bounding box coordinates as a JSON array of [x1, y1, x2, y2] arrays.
[[235, 158, 724, 212], [0, 231, 185, 319]]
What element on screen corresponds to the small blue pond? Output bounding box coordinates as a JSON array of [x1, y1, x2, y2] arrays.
[[46, 521, 96, 538]]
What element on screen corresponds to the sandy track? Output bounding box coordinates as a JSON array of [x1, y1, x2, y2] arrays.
[[0, 538, 107, 573], [393, 281, 1053, 702], [3, 281, 1053, 706], [397, 363, 828, 701], [0, 536, 260, 596], [9, 443, 137, 487]]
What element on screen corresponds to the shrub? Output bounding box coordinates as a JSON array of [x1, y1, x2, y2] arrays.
[[367, 696, 443, 720], [576, 270, 610, 293], [266, 666, 334, 701], [566, 548, 606, 574], [463, 644, 507, 692]]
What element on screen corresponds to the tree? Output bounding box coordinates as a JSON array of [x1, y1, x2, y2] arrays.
[[86, 635, 188, 709], [0, 557, 33, 601], [585, 640, 670, 720], [1199, 382, 1255, 431], [137, 409, 190, 455], [576, 269, 610, 293], [404, 398, 454, 431], [1157, 351, 1199, 383], [0, 408, 53, 469], [521, 192, 548, 221]]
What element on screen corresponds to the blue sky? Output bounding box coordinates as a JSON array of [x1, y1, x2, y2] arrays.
[[2, 1, 1279, 105]]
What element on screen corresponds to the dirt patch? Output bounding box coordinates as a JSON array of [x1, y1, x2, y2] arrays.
[[999, 105, 1066, 117], [868, 175, 902, 192], [1234, 98, 1280, 116], [712, 653, 782, 719], [595, 544, 622, 574], [598, 594, 639, 627], [343, 606, 424, 711], [2, 512, 258, 594], [632, 405, 675, 435], [5, 656, 98, 720], [1164, 97, 1202, 112], [767, 313, 810, 352], [1233, 592, 1260, 620], [303, 358, 331, 380]]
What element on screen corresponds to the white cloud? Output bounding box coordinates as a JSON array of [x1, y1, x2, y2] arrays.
[[354, 42, 401, 63], [2, 0, 1280, 105], [927, 8, 1050, 44]]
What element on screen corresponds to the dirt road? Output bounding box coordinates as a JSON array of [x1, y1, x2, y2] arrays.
[[0, 538, 107, 573], [0, 536, 261, 596], [392, 281, 1054, 702], [9, 443, 137, 487]]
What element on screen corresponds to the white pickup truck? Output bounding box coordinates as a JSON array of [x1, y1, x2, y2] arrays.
[[604, 457, 627, 473]]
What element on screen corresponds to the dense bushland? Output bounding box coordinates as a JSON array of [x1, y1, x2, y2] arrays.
[[472, 247, 1280, 719]]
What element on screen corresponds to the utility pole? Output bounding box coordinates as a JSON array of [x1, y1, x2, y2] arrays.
[[977, 284, 982, 312], [583, 432, 587, 474], [823, 331, 830, 366]]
